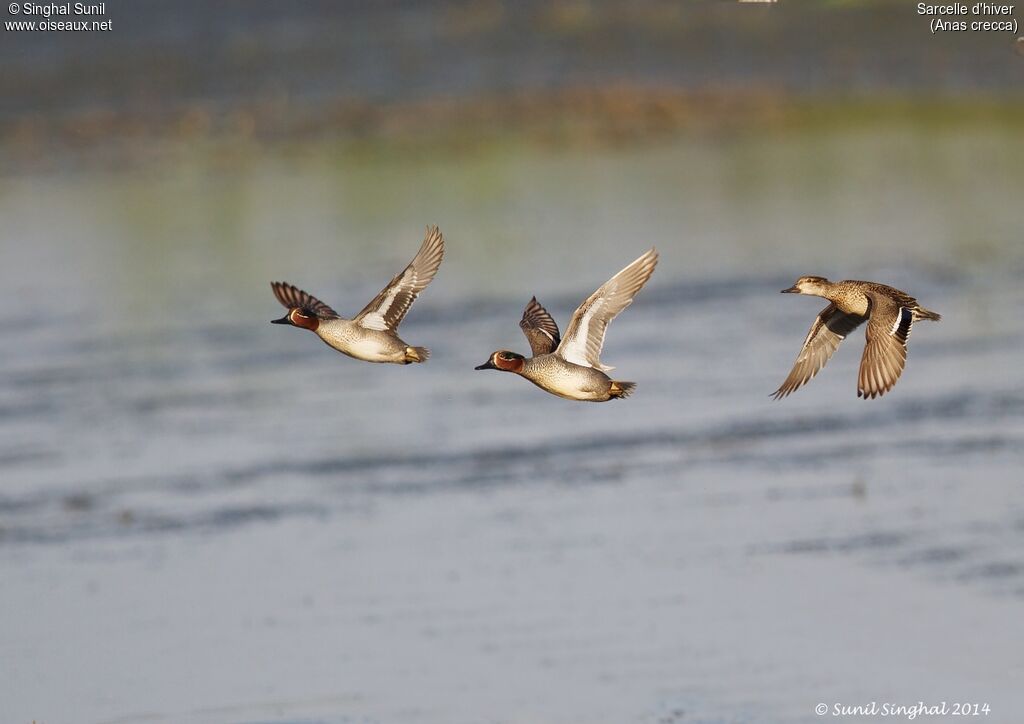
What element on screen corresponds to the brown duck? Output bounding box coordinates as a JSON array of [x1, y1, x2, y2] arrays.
[[773, 276, 941, 399]]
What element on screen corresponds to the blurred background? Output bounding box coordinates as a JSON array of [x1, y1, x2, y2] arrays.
[[2, 2, 1023, 723]]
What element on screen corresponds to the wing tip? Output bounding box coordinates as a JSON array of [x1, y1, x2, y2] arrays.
[[771, 381, 798, 400], [635, 247, 659, 271], [858, 384, 891, 399], [422, 224, 445, 252], [270, 280, 298, 308], [414, 224, 445, 277], [638, 247, 659, 273]]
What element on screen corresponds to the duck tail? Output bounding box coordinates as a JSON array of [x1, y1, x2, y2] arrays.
[[404, 346, 430, 364], [609, 380, 636, 399], [915, 306, 941, 322]]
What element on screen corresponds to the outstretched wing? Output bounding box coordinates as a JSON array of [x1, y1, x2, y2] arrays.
[[519, 296, 561, 356], [355, 225, 445, 331], [271, 281, 340, 319], [772, 303, 866, 399], [556, 248, 658, 371], [858, 295, 912, 399]]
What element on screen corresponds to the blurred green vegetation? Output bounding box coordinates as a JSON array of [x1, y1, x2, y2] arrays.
[[2, 1, 1022, 173]]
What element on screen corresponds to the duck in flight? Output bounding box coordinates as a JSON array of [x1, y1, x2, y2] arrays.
[[270, 225, 444, 364], [475, 248, 658, 401], [773, 276, 941, 399]]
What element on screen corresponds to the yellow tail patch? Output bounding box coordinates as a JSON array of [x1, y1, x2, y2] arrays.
[[609, 381, 636, 399], [404, 346, 430, 364]]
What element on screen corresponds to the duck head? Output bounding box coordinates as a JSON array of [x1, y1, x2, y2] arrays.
[[475, 351, 526, 373], [271, 307, 320, 331], [781, 275, 830, 295]]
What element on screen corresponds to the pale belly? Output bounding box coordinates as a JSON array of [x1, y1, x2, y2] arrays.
[[525, 360, 613, 402], [316, 323, 407, 363]]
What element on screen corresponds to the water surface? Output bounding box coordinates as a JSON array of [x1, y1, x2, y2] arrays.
[[2, 120, 1023, 723]]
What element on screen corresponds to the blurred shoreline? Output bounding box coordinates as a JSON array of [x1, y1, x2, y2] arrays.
[[4, 0, 1022, 173], [5, 89, 1024, 174]]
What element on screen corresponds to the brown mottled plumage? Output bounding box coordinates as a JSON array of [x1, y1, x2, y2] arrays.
[[773, 276, 941, 400]]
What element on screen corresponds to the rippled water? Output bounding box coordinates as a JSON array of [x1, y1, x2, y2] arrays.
[[2, 123, 1023, 723]]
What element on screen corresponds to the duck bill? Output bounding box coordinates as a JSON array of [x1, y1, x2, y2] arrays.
[[475, 359, 497, 370], [271, 314, 292, 325], [780, 285, 799, 294]]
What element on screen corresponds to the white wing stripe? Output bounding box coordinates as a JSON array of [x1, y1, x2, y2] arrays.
[[556, 249, 658, 370], [359, 312, 388, 331], [561, 302, 602, 368], [359, 275, 406, 330]]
